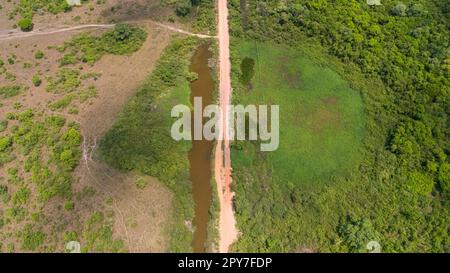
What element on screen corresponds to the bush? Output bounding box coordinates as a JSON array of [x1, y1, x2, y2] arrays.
[[34, 50, 44, 59], [112, 23, 133, 41], [59, 149, 78, 170], [17, 18, 33, 31], [64, 201, 75, 211], [0, 136, 12, 152], [32, 74, 42, 87]]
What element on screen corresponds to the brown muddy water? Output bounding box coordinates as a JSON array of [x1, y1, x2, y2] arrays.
[[189, 45, 214, 253]]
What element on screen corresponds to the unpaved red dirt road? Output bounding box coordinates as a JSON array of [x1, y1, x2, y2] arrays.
[[215, 0, 238, 253]]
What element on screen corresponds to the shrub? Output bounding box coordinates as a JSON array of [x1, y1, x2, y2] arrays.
[[34, 50, 44, 59], [18, 18, 33, 31], [59, 149, 78, 170], [112, 23, 133, 41], [64, 201, 75, 211], [32, 74, 42, 87], [0, 136, 12, 151]]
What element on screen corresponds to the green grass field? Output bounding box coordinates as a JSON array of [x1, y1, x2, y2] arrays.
[[232, 41, 364, 187]]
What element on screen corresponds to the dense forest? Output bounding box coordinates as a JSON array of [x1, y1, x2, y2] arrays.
[[229, 0, 449, 252]]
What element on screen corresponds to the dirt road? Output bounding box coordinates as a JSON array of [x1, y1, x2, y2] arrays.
[[0, 20, 215, 41], [215, 0, 238, 253]]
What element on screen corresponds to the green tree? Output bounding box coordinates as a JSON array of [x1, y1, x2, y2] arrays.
[[391, 2, 407, 16], [176, 0, 192, 16], [338, 217, 380, 253]]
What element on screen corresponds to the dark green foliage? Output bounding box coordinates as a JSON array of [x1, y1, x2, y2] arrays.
[[32, 74, 42, 87], [17, 18, 33, 31], [239, 57, 255, 85], [176, 0, 192, 16], [34, 50, 44, 59], [59, 24, 147, 65]]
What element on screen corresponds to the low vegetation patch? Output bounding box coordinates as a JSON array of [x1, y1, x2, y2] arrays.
[[58, 24, 147, 65], [0, 86, 22, 99]]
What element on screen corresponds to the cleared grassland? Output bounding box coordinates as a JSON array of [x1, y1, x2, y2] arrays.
[[232, 41, 364, 187]]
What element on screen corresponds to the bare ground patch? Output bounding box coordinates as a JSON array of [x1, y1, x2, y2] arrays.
[[311, 107, 341, 134]]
